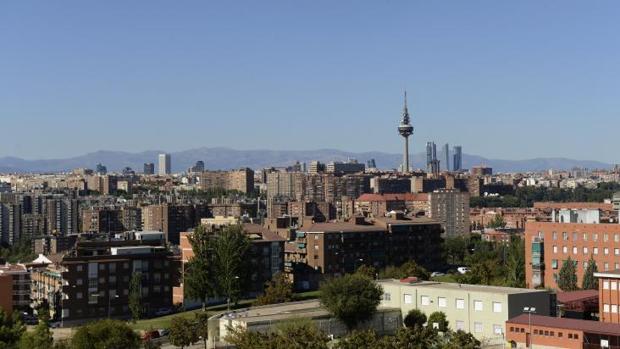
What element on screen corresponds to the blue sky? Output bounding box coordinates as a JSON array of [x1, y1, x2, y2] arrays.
[[1, 1, 619, 162]]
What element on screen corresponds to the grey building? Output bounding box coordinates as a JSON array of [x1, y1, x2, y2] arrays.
[[158, 153, 171, 175], [453, 146, 463, 172], [143, 163, 155, 175], [428, 189, 470, 237]]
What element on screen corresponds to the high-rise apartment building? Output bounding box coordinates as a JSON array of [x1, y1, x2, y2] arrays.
[[158, 153, 171, 175], [428, 189, 470, 237], [266, 171, 304, 200], [0, 203, 21, 245]]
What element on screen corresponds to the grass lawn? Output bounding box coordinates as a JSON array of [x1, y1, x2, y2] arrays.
[[431, 273, 459, 283], [130, 290, 321, 331]]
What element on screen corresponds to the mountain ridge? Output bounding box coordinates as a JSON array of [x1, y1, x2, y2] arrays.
[[0, 147, 612, 173]]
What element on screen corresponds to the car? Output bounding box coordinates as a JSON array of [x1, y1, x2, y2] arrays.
[[457, 267, 470, 274], [154, 307, 173, 316], [157, 328, 169, 337], [431, 272, 445, 278]]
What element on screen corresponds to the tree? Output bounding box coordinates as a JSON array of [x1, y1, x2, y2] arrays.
[[380, 261, 429, 281], [443, 330, 481, 349], [254, 272, 293, 306], [558, 256, 579, 291], [225, 319, 328, 349], [427, 311, 449, 332], [582, 255, 599, 290], [212, 225, 251, 309], [70, 319, 140, 349], [487, 215, 506, 229], [18, 316, 53, 349], [355, 264, 377, 279], [505, 235, 525, 288], [195, 312, 210, 349], [0, 309, 25, 348], [335, 329, 387, 349], [403, 309, 426, 329], [128, 272, 142, 322], [184, 225, 215, 310], [168, 316, 198, 349], [443, 236, 468, 265], [319, 273, 383, 331]]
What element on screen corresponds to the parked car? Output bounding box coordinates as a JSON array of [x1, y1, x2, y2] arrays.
[[157, 328, 169, 337], [154, 307, 173, 316], [457, 267, 470, 274], [431, 272, 445, 278]]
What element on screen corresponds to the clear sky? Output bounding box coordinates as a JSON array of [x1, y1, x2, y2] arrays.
[[1, 1, 619, 162]]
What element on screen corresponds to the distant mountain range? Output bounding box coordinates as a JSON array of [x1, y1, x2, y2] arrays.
[[0, 147, 613, 173]]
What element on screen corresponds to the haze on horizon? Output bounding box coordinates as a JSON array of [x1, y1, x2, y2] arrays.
[[1, 1, 619, 162]]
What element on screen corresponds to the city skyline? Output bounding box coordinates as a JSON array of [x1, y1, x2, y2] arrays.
[[2, 1, 620, 162]]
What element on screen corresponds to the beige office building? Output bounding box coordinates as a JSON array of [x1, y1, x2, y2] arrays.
[[378, 279, 553, 345]]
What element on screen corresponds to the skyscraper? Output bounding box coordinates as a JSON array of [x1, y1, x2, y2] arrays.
[[158, 153, 171, 175], [397, 92, 414, 173], [443, 143, 450, 172], [426, 142, 439, 175], [453, 146, 463, 171], [143, 163, 155, 175]]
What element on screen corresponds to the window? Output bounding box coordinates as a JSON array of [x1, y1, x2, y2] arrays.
[[594, 233, 599, 241], [383, 293, 391, 301], [615, 234, 620, 242], [76, 278, 83, 286], [76, 292, 83, 299], [419, 295, 428, 305], [76, 265, 83, 272], [594, 247, 599, 255], [614, 282, 619, 291], [583, 233, 588, 241], [474, 322, 483, 333], [553, 245, 558, 253], [456, 298, 465, 309], [572, 246, 577, 255], [612, 305, 619, 314], [562, 246, 568, 254], [99, 264, 105, 271], [404, 294, 413, 304], [615, 248, 620, 256], [572, 232, 578, 241], [559, 332, 563, 338], [493, 325, 503, 335], [552, 231, 557, 240], [534, 329, 539, 335], [605, 263, 610, 271], [604, 281, 610, 289], [492, 302, 502, 313], [474, 300, 483, 311], [456, 320, 465, 331], [563, 232, 568, 240], [574, 334, 579, 340], [604, 233, 609, 242], [604, 247, 609, 255], [568, 333, 573, 339], [583, 247, 588, 255], [438, 297, 447, 308], [552, 260, 558, 269], [603, 304, 610, 312]]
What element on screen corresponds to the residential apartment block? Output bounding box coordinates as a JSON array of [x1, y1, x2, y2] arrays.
[[525, 210, 620, 289], [199, 168, 255, 194], [0, 263, 30, 314]]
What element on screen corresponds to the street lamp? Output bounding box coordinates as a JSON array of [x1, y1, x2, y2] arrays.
[[523, 307, 536, 349]]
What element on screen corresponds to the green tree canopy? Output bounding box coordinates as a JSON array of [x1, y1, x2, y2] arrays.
[[254, 272, 293, 306], [319, 273, 383, 331], [184, 225, 216, 308], [558, 256, 579, 291], [18, 316, 53, 349], [212, 225, 251, 308], [427, 311, 449, 332], [168, 316, 198, 349], [582, 255, 599, 290], [0, 309, 25, 349], [70, 319, 140, 349], [403, 309, 427, 329], [225, 319, 328, 349], [128, 272, 142, 322], [380, 261, 430, 281]]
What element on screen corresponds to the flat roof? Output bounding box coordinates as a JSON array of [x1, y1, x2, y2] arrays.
[[214, 300, 398, 324], [594, 270, 620, 279], [508, 314, 620, 336], [378, 279, 548, 295]]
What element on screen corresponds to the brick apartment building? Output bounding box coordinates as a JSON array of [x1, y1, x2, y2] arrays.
[[595, 270, 620, 324], [525, 209, 620, 289], [0, 263, 30, 314], [198, 168, 255, 194], [285, 213, 444, 290], [34, 233, 181, 323]]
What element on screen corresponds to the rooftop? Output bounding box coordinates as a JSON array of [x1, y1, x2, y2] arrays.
[[378, 279, 548, 295], [357, 193, 428, 202], [594, 270, 620, 279], [556, 290, 599, 304], [508, 314, 620, 336]]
